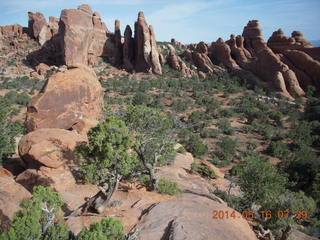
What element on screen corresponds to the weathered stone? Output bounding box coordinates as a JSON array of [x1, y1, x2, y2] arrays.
[[0, 172, 31, 232], [59, 5, 108, 66], [131, 194, 257, 240], [18, 128, 87, 169], [28, 12, 47, 40], [123, 25, 134, 72], [25, 66, 103, 133], [0, 24, 23, 37], [134, 12, 162, 74]]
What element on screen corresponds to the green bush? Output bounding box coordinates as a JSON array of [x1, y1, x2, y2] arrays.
[[5, 91, 31, 106], [216, 136, 238, 162], [77, 218, 125, 240], [132, 92, 150, 106], [200, 128, 219, 138], [266, 141, 290, 160], [190, 162, 217, 179], [156, 178, 182, 195], [185, 134, 208, 158], [217, 119, 234, 135], [172, 99, 189, 113], [0, 97, 24, 164]]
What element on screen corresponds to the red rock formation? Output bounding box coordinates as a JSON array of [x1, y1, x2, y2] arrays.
[[134, 12, 162, 74], [196, 41, 209, 54], [210, 38, 238, 69], [25, 66, 103, 133], [59, 4, 108, 67], [19, 128, 87, 169], [0, 24, 23, 37], [38, 16, 59, 46], [292, 31, 312, 47], [167, 45, 195, 77], [114, 20, 123, 65], [283, 50, 320, 89], [123, 25, 134, 72], [241, 20, 305, 98], [0, 172, 31, 232], [28, 12, 47, 40]]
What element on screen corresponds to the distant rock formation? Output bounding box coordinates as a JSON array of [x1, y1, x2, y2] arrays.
[[134, 12, 162, 74], [58, 4, 108, 67], [0, 24, 23, 37], [167, 45, 196, 77]]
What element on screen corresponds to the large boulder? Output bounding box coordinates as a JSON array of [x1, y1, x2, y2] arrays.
[[0, 168, 31, 232], [130, 194, 257, 240], [18, 128, 87, 169], [25, 66, 104, 133], [59, 4, 108, 66]]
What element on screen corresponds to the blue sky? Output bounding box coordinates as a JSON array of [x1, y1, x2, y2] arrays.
[[0, 0, 319, 43]]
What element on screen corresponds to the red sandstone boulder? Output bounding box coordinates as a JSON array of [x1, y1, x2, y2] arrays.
[[25, 66, 103, 133], [18, 128, 87, 169], [16, 166, 77, 192], [35, 63, 51, 76], [131, 194, 257, 240], [0, 170, 31, 232]]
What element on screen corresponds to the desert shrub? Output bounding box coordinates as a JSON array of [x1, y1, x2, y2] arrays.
[[172, 98, 189, 113], [132, 92, 150, 106], [217, 119, 234, 135], [178, 128, 192, 142], [185, 134, 208, 158], [279, 145, 320, 194], [0, 97, 24, 165], [190, 162, 217, 179], [266, 141, 290, 160], [200, 128, 219, 138], [213, 189, 244, 212], [237, 156, 288, 207], [77, 218, 125, 240], [288, 121, 315, 148], [216, 136, 238, 163], [156, 178, 182, 195], [218, 108, 234, 118], [5, 91, 31, 106], [187, 110, 209, 130]]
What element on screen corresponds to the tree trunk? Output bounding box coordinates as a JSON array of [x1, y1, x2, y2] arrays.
[[148, 167, 157, 191], [66, 175, 121, 217], [94, 175, 120, 213]]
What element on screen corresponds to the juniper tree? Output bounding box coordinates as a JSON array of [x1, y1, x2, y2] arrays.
[[74, 117, 138, 214], [124, 105, 177, 190]]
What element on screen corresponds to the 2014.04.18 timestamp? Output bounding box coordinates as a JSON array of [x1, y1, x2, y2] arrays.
[[212, 210, 308, 220]]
